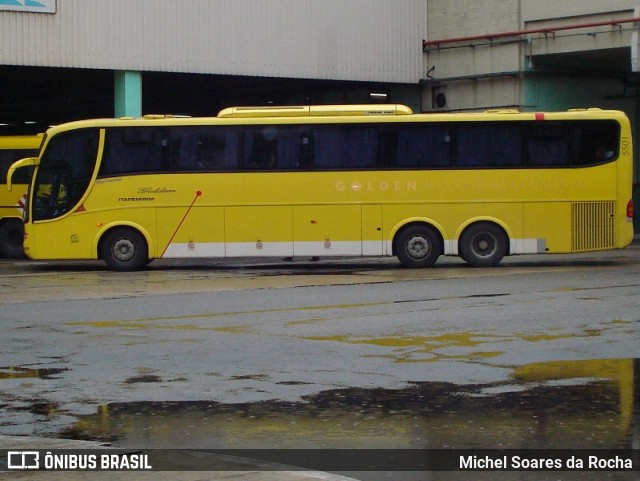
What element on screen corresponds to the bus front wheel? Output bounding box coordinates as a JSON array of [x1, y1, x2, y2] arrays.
[[459, 223, 508, 267], [395, 225, 441, 268], [101, 228, 148, 271]]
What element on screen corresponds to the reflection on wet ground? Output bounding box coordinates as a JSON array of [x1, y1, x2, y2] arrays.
[[0, 367, 68, 380], [53, 358, 637, 452], [2, 359, 638, 479], [1, 249, 636, 306]]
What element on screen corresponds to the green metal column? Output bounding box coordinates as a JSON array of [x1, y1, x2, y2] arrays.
[[114, 71, 142, 117]]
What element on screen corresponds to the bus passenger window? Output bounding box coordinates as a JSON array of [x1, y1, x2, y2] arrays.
[[242, 127, 278, 170], [313, 126, 378, 169], [314, 128, 348, 169], [394, 125, 451, 168], [101, 128, 166, 175], [276, 129, 308, 170], [527, 123, 570, 167], [174, 127, 234, 171], [238, 127, 314, 171], [456, 124, 523, 167], [297, 134, 313, 169], [197, 135, 227, 170], [573, 121, 619, 166]]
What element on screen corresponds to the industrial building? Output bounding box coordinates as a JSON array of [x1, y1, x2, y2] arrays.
[[0, 0, 427, 122]]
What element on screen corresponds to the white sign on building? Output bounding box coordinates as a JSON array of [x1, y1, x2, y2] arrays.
[[0, 0, 56, 14]]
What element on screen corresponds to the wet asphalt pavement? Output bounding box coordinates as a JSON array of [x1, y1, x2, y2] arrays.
[[1, 246, 640, 479]]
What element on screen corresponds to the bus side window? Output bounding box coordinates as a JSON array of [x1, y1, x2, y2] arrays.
[[349, 128, 379, 168], [223, 130, 241, 170], [276, 128, 307, 170], [314, 127, 347, 169], [380, 127, 399, 167], [236, 126, 311, 171], [242, 127, 278, 170], [297, 134, 313, 169], [456, 124, 523, 167], [395, 125, 452, 168], [526, 123, 570, 167], [313, 126, 378, 169], [572, 121, 619, 166], [101, 128, 165, 175], [175, 127, 231, 171]]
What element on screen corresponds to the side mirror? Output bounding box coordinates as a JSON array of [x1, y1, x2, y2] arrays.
[[7, 157, 39, 191]]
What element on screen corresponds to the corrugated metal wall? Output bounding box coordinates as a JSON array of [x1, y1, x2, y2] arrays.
[[0, 0, 427, 84]]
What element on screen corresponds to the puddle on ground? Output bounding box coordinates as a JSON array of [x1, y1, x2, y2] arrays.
[[48, 358, 638, 452], [0, 366, 68, 380], [1, 359, 637, 479]]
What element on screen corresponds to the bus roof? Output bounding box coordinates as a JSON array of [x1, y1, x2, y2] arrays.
[[216, 104, 414, 118], [39, 106, 630, 137]]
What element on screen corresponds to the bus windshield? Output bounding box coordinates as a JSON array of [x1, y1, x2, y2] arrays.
[[32, 129, 98, 221]]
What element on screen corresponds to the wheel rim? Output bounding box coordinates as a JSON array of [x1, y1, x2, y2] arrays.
[[471, 232, 497, 258], [112, 238, 136, 262], [406, 235, 431, 260]]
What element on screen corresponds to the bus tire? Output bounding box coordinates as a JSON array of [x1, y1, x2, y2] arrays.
[[0, 219, 26, 259], [459, 222, 508, 267], [395, 225, 441, 268], [101, 227, 148, 271]]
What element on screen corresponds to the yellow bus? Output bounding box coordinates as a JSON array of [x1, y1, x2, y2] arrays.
[[0, 134, 42, 258], [8, 105, 634, 271]]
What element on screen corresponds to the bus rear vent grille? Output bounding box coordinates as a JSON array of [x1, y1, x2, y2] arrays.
[[571, 202, 615, 252]]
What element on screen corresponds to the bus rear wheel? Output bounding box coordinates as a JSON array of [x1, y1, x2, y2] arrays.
[[395, 225, 441, 268], [0, 219, 26, 259], [459, 223, 508, 267], [101, 228, 148, 271]]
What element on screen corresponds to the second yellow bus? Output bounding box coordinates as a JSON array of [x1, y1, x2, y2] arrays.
[[0, 134, 42, 258]]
